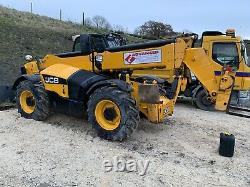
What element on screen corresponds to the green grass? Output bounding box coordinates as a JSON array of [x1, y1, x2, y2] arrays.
[[0, 6, 143, 85]]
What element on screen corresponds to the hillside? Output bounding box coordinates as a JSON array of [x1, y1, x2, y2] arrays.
[[0, 6, 142, 85]]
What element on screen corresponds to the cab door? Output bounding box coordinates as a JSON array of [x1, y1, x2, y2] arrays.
[[210, 42, 243, 89]]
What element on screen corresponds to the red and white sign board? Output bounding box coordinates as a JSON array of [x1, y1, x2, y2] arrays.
[[124, 50, 162, 65]]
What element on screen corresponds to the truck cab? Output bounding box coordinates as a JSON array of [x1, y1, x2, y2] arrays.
[[201, 30, 250, 91], [189, 29, 250, 110]]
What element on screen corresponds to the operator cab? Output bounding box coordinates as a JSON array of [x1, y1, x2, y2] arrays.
[[72, 33, 126, 53], [72, 33, 175, 54], [72, 34, 107, 53]]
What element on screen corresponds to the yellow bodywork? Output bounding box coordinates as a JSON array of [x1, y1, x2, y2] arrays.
[[40, 64, 79, 98], [184, 49, 235, 110], [24, 61, 39, 74]]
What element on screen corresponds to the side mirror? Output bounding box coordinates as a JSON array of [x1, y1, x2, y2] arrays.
[[95, 55, 103, 70], [80, 35, 92, 55]]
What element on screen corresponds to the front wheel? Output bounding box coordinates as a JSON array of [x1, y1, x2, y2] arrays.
[[195, 89, 215, 111], [16, 80, 50, 121], [87, 86, 139, 141]]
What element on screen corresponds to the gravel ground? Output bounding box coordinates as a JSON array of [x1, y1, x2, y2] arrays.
[[0, 103, 249, 187]]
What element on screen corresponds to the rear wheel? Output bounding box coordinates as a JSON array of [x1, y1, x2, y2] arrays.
[[16, 80, 50, 121], [195, 89, 215, 111], [87, 86, 139, 141]]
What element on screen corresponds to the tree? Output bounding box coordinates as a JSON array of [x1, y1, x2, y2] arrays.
[[135, 20, 175, 38], [113, 25, 126, 33], [92, 15, 111, 30]]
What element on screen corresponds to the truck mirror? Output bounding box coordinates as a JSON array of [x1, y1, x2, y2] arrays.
[[80, 35, 92, 55]]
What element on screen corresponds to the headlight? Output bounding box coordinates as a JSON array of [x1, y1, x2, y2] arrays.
[[25, 55, 33, 62]]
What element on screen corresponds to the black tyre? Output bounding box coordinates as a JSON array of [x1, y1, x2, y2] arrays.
[[195, 89, 215, 111], [16, 80, 50, 121], [87, 86, 140, 141]]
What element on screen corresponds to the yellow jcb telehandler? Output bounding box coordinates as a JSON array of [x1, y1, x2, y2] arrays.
[[7, 32, 239, 140]]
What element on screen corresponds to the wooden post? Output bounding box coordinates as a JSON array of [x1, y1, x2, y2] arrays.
[[30, 2, 33, 13], [82, 12, 85, 26], [60, 9, 62, 21]]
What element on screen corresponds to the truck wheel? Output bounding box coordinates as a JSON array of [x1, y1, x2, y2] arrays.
[[87, 86, 139, 141], [195, 89, 215, 111], [16, 80, 50, 121]]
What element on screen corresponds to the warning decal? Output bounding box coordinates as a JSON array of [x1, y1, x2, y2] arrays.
[[124, 49, 162, 65]]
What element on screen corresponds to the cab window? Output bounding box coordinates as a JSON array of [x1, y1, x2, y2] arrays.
[[91, 36, 107, 52], [242, 42, 250, 67], [212, 43, 239, 68], [73, 37, 81, 52]]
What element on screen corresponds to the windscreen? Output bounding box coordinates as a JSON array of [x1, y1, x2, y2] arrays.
[[212, 42, 239, 68]]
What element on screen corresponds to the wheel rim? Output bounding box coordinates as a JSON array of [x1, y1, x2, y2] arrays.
[[20, 90, 36, 114], [95, 100, 121, 131]]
